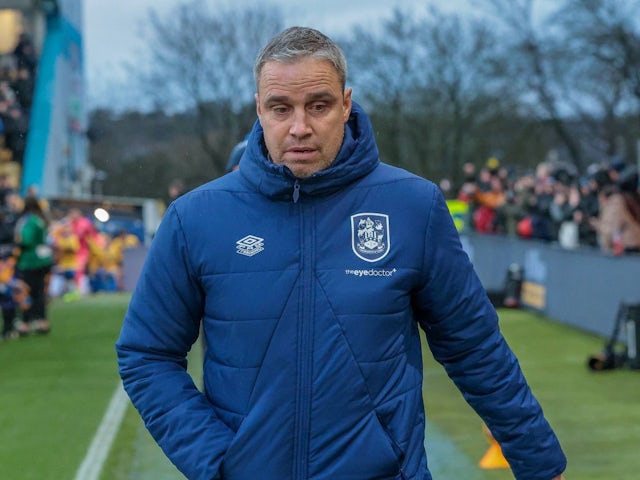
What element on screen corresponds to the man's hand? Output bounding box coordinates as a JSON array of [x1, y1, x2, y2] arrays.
[[552, 475, 565, 480]]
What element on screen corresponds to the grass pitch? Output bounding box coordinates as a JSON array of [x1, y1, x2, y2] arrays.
[[1, 295, 638, 479], [0, 293, 129, 479], [423, 308, 640, 480]]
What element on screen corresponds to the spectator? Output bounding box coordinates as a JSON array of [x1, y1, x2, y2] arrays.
[[0, 174, 15, 206], [12, 33, 37, 76], [48, 218, 80, 300], [457, 161, 477, 202], [618, 164, 640, 198], [495, 186, 527, 237], [0, 53, 17, 82], [225, 139, 248, 173], [3, 192, 23, 227], [606, 155, 626, 184], [0, 203, 20, 340], [556, 182, 582, 250], [592, 185, 637, 254], [473, 170, 506, 233], [86, 230, 110, 292], [14, 196, 52, 335], [575, 175, 599, 247], [592, 166, 640, 255], [0, 80, 29, 165], [167, 178, 185, 204], [548, 184, 574, 240], [105, 229, 140, 290], [26, 185, 50, 220], [67, 208, 97, 295], [10, 65, 35, 113], [438, 177, 454, 199]]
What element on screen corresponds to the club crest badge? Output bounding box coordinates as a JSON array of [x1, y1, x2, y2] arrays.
[[351, 213, 390, 262]]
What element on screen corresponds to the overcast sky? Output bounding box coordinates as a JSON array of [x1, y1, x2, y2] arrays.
[[83, 0, 481, 110]]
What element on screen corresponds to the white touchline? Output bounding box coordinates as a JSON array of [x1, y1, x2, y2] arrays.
[[74, 382, 129, 480]]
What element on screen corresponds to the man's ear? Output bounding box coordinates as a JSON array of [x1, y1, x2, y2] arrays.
[[343, 88, 353, 122], [255, 93, 262, 117]]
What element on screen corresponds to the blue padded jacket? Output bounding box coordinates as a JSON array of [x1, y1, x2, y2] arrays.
[[116, 103, 566, 480]]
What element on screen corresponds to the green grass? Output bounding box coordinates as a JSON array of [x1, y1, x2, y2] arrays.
[[423, 308, 640, 480], [99, 316, 202, 480], [0, 293, 130, 480], [2, 296, 639, 479], [99, 403, 183, 480]]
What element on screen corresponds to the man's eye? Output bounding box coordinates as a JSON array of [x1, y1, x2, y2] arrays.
[[272, 106, 288, 115], [310, 103, 326, 112]]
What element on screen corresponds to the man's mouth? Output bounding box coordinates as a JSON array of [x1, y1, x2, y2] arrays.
[[288, 147, 316, 154], [285, 147, 318, 160]]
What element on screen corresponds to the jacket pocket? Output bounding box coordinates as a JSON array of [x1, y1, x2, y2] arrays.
[[375, 412, 406, 468]]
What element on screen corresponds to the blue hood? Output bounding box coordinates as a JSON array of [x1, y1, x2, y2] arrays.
[[239, 102, 379, 200]]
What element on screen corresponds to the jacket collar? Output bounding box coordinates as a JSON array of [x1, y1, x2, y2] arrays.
[[239, 102, 379, 201]]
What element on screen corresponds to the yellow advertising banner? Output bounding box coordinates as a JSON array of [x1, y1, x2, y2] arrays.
[[446, 199, 469, 232], [521, 281, 546, 310]]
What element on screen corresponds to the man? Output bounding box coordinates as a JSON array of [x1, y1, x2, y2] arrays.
[[225, 138, 248, 173], [116, 27, 566, 480]]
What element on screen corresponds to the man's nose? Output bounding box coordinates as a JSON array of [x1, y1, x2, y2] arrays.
[[289, 109, 312, 137]]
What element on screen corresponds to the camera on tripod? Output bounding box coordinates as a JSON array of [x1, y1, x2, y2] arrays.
[[587, 302, 640, 371]]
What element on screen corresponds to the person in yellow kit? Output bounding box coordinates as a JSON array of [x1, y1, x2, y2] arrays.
[[86, 231, 110, 292], [105, 229, 140, 291], [49, 219, 80, 301]]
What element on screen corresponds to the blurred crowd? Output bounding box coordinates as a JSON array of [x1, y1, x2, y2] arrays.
[[0, 32, 36, 170], [0, 184, 140, 342], [443, 155, 640, 255], [0, 31, 141, 343]]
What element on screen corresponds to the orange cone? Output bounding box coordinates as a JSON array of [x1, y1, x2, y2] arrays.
[[479, 424, 510, 469]]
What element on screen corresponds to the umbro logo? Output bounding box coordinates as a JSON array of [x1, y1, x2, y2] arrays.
[[236, 235, 264, 257]]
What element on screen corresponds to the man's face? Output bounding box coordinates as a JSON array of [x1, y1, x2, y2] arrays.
[[256, 57, 352, 179]]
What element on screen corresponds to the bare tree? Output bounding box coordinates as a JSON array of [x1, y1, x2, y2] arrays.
[[90, 0, 640, 198], [345, 6, 523, 182], [555, 0, 640, 158], [416, 8, 515, 182], [345, 8, 429, 174], [136, 1, 283, 173], [472, 0, 587, 168]]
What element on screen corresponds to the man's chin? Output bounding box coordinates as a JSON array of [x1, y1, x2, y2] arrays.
[[290, 168, 314, 179], [287, 162, 328, 179]]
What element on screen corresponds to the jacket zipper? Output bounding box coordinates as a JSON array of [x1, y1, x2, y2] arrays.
[[293, 180, 301, 203], [293, 179, 313, 479]]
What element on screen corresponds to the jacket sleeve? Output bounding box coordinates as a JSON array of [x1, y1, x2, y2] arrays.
[[413, 186, 566, 480], [115, 204, 233, 480]]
